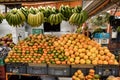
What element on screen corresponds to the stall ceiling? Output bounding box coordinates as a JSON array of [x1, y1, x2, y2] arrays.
[[83, 0, 120, 17]]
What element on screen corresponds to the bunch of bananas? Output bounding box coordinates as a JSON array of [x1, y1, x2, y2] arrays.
[[5, 8, 26, 27], [0, 13, 4, 24], [59, 5, 73, 21], [27, 7, 44, 27], [69, 6, 88, 26], [38, 6, 53, 22], [72, 5, 82, 13], [20, 7, 29, 19], [48, 13, 63, 25]]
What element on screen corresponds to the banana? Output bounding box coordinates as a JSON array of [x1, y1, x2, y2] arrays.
[[39, 12, 44, 24], [16, 12, 22, 26], [14, 14, 19, 27], [36, 13, 39, 27], [48, 14, 54, 25], [57, 13, 62, 24], [17, 10, 26, 22], [78, 13, 83, 26], [8, 13, 14, 26], [33, 14, 36, 27], [38, 12, 42, 25], [53, 14, 56, 25], [27, 13, 32, 26], [69, 13, 77, 25], [55, 14, 59, 25], [80, 10, 88, 24], [74, 13, 80, 25]]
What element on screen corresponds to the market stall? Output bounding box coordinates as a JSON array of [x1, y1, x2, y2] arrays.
[[0, 0, 119, 80]]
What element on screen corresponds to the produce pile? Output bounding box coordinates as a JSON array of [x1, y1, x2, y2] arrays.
[[0, 34, 15, 48], [72, 69, 100, 80], [5, 33, 118, 65]]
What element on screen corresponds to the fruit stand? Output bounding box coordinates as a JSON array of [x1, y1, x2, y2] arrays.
[[4, 33, 120, 80], [0, 0, 120, 80]]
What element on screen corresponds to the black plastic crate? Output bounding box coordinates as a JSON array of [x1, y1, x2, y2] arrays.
[[8, 75, 41, 80], [27, 63, 47, 75], [71, 64, 94, 76], [95, 65, 119, 77], [48, 64, 70, 77], [40, 75, 59, 80], [6, 63, 27, 74]]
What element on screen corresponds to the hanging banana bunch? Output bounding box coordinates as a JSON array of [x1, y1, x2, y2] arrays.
[[47, 7, 64, 25], [5, 8, 26, 27], [69, 6, 88, 26], [59, 5, 73, 21], [27, 7, 44, 27]]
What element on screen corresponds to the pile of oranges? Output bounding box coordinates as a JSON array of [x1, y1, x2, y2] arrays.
[[5, 33, 118, 65], [72, 69, 100, 80]]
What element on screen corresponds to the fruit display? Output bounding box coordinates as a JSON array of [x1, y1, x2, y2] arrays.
[[59, 5, 73, 21], [72, 69, 101, 80], [54, 34, 118, 65], [27, 7, 44, 27], [0, 34, 15, 48], [0, 13, 4, 24], [4, 33, 118, 65], [5, 34, 68, 64], [69, 6, 88, 26], [5, 8, 26, 27]]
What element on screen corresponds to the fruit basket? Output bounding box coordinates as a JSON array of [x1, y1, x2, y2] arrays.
[[6, 62, 27, 74], [48, 64, 70, 77], [27, 63, 47, 75], [71, 64, 94, 76]]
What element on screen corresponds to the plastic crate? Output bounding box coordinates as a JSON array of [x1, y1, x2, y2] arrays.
[[48, 64, 70, 77], [71, 64, 94, 76], [95, 65, 119, 77], [8, 75, 41, 80], [6, 63, 27, 74], [40, 75, 59, 80], [94, 33, 110, 39], [27, 63, 47, 75], [0, 65, 5, 78]]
